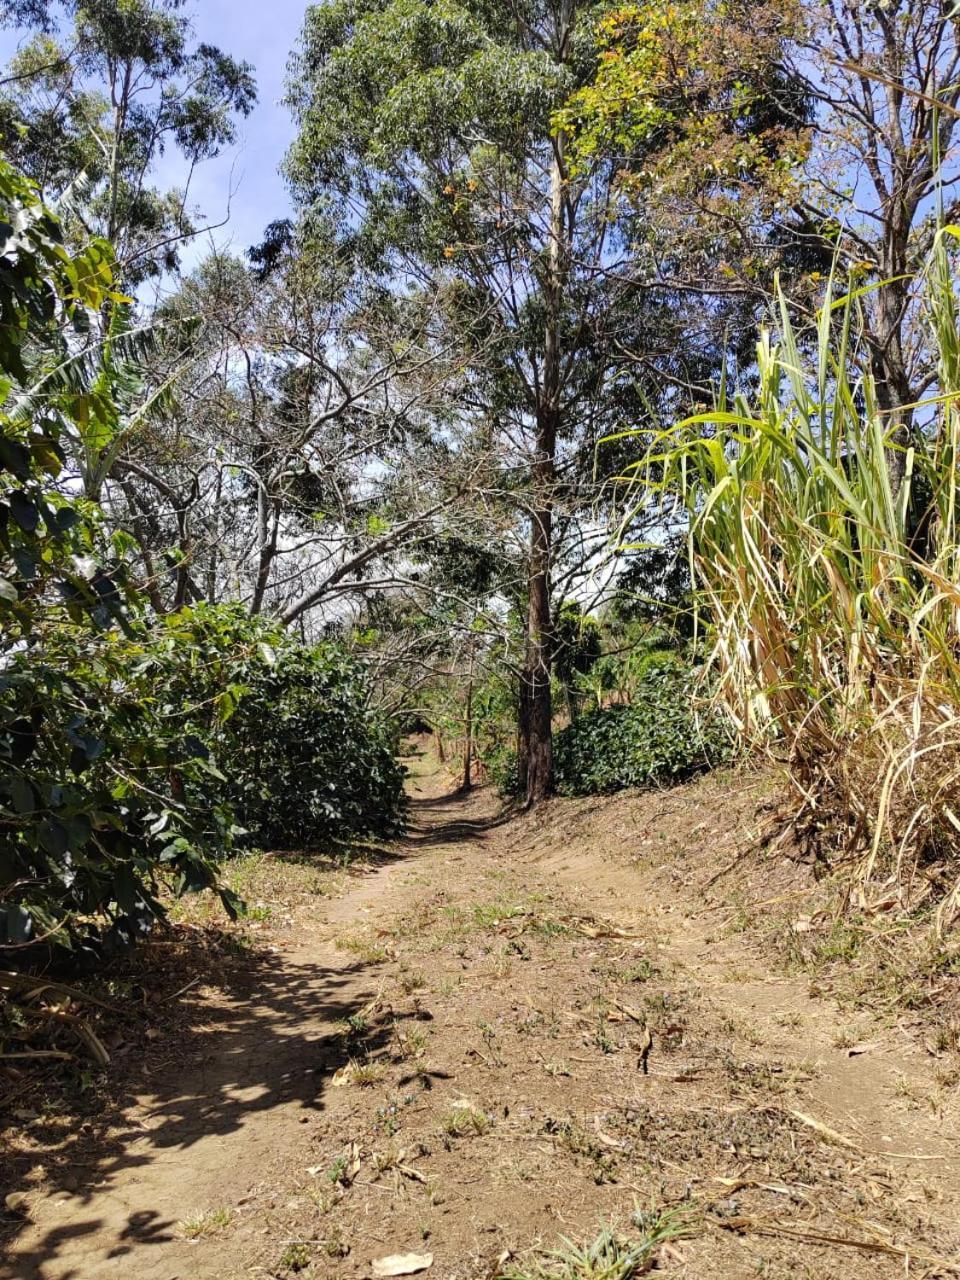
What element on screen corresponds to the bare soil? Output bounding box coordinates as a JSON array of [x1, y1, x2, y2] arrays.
[[2, 749, 959, 1279]]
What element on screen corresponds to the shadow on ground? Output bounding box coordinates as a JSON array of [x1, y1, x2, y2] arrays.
[[0, 778, 507, 1278], [2, 936, 397, 1277]]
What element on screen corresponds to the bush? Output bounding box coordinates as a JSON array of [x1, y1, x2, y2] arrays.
[[1, 625, 239, 957], [553, 656, 731, 796], [148, 605, 407, 850], [1, 605, 407, 959], [0, 162, 405, 958]]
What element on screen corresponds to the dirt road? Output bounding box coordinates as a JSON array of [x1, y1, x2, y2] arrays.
[[4, 753, 959, 1278]]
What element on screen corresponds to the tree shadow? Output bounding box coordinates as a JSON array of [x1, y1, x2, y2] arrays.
[[0, 777, 518, 1277], [0, 939, 400, 1276], [402, 788, 514, 847]]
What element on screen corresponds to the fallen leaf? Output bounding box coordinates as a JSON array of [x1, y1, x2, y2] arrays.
[[613, 1000, 645, 1023], [372, 1251, 433, 1277], [789, 1109, 858, 1149]]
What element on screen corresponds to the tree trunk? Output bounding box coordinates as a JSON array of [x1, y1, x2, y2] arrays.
[[516, 675, 530, 796], [524, 487, 554, 806], [462, 667, 474, 792], [514, 0, 575, 806], [522, 133, 565, 807]]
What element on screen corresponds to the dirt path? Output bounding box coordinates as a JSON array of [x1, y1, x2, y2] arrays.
[[4, 753, 960, 1279]]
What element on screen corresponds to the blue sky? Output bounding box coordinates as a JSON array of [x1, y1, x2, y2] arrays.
[[2, 0, 309, 267]]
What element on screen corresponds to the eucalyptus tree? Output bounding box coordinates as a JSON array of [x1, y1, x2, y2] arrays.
[[0, 0, 256, 285], [285, 0, 716, 804]]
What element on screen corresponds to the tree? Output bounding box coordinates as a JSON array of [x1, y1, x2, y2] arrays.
[[784, 0, 960, 490], [96, 227, 480, 623], [286, 0, 736, 804], [565, 0, 960, 491], [0, 0, 256, 285]]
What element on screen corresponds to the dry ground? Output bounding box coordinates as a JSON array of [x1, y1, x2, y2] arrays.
[[2, 748, 960, 1279]]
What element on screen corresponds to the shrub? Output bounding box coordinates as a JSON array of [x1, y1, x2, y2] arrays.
[[148, 605, 407, 849], [0, 160, 405, 960], [1, 626, 239, 957], [552, 656, 730, 796]]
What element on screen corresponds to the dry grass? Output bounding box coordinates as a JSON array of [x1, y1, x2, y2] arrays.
[[179, 1206, 233, 1239], [625, 256, 960, 937]]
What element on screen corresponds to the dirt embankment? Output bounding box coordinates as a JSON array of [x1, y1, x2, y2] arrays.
[[2, 753, 959, 1279]]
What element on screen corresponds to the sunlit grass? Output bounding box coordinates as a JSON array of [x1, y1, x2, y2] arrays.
[[619, 241, 960, 923]]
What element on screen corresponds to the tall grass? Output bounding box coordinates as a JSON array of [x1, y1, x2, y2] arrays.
[[626, 239, 960, 925]]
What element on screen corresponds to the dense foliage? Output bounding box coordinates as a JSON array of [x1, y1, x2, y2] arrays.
[[0, 159, 405, 960], [147, 606, 407, 850], [0, 155, 236, 956], [552, 656, 731, 796]]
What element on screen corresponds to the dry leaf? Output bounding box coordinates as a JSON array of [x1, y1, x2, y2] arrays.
[[789, 1109, 858, 1149], [372, 1251, 433, 1277], [612, 1000, 645, 1023]]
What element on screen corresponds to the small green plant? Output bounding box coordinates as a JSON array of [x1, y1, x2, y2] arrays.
[[396, 1025, 428, 1059], [398, 968, 426, 995], [592, 958, 655, 984], [179, 1206, 233, 1239], [279, 1241, 312, 1272], [338, 1057, 384, 1087], [499, 1211, 693, 1280], [336, 933, 391, 964], [441, 1103, 491, 1138]]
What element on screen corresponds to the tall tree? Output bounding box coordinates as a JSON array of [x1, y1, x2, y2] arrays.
[[0, 0, 256, 285], [565, 0, 960, 489], [786, 0, 960, 489], [286, 0, 722, 804]]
